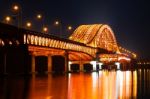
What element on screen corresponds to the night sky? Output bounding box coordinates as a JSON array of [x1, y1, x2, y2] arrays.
[[0, 0, 150, 59]]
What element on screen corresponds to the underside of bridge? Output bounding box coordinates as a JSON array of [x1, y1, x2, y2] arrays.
[[28, 45, 94, 73], [28, 46, 93, 61]]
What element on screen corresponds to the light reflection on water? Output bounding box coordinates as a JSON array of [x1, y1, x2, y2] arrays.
[[0, 69, 150, 99]]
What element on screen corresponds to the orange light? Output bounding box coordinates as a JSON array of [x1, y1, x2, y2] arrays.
[[5, 16, 11, 23], [37, 14, 42, 19], [118, 56, 131, 61], [68, 26, 72, 30], [13, 5, 19, 11], [55, 21, 59, 25], [133, 53, 137, 58], [43, 27, 48, 32], [26, 22, 32, 27]]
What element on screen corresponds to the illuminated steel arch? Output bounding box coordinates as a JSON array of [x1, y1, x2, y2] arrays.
[[69, 24, 119, 52]]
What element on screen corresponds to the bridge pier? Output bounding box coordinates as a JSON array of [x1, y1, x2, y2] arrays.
[[90, 61, 97, 71], [68, 61, 72, 72], [98, 62, 103, 70], [80, 62, 84, 72], [68, 61, 84, 72], [47, 55, 52, 73], [64, 51, 69, 73], [31, 55, 36, 73], [69, 61, 95, 72], [31, 54, 53, 74]]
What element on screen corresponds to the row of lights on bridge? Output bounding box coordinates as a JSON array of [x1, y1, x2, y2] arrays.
[[119, 46, 137, 58], [137, 62, 150, 65], [3, 4, 73, 34]]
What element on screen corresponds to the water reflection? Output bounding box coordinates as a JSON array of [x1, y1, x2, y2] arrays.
[[30, 71, 136, 99], [28, 74, 68, 99], [1, 69, 150, 99]]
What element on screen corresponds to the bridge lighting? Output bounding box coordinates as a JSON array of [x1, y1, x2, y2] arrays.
[[2, 41, 5, 46], [43, 27, 48, 32], [11, 3, 22, 27], [13, 5, 19, 11], [9, 41, 12, 45], [26, 22, 32, 28], [68, 61, 72, 71], [37, 14, 42, 19], [118, 57, 131, 61], [115, 62, 120, 69], [54, 20, 62, 37], [68, 26, 72, 30], [133, 53, 137, 58], [90, 61, 97, 71], [98, 63, 103, 70], [68, 61, 72, 65], [5, 16, 11, 23], [54, 21, 59, 25], [0, 40, 5, 46]]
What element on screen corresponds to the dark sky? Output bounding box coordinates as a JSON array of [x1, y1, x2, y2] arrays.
[[0, 0, 150, 59]]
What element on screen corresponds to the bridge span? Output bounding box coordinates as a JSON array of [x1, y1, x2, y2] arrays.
[[0, 23, 136, 74]]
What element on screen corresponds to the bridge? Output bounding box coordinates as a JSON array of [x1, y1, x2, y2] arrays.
[[0, 23, 136, 74]]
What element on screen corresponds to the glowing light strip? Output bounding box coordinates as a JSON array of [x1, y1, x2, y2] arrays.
[[24, 34, 97, 57], [118, 57, 131, 61]]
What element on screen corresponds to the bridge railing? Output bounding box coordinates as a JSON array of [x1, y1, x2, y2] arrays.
[[23, 31, 97, 57]]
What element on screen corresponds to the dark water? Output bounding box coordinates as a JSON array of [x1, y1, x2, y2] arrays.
[[0, 69, 150, 99]]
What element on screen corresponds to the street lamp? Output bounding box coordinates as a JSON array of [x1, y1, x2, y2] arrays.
[[63, 25, 73, 38], [26, 21, 32, 28], [55, 21, 59, 25], [37, 14, 42, 19], [13, 5, 19, 11], [36, 14, 46, 33], [5, 16, 11, 24], [67, 26, 72, 31], [42, 26, 48, 33], [54, 20, 62, 37], [12, 4, 22, 27]]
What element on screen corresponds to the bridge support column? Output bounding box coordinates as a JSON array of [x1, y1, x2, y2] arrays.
[[4, 53, 7, 75], [80, 62, 84, 72], [68, 61, 72, 72], [90, 61, 97, 71], [64, 51, 69, 73], [98, 62, 103, 70], [31, 55, 36, 73], [47, 55, 52, 73]]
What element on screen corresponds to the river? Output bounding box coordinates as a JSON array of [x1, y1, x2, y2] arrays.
[[0, 68, 150, 99]]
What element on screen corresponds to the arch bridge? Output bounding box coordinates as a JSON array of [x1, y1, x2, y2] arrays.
[[0, 23, 136, 74]]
